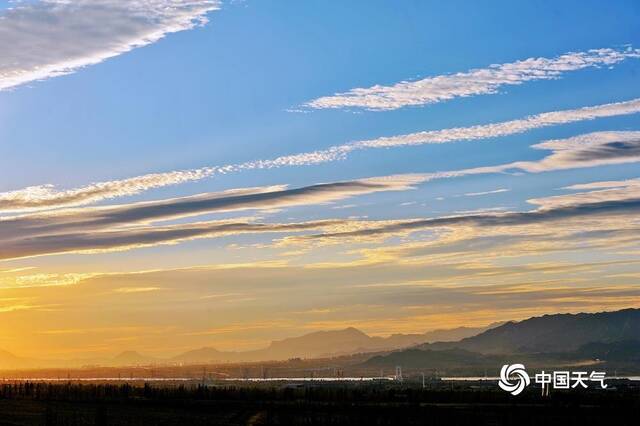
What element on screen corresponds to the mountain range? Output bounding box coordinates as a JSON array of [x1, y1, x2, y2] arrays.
[[171, 324, 497, 364], [365, 308, 640, 371], [2, 308, 638, 370], [0, 324, 493, 369], [421, 308, 640, 354]]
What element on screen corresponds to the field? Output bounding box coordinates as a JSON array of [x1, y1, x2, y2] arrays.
[[0, 380, 638, 425]]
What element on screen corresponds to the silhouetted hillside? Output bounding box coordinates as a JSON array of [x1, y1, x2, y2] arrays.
[[265, 327, 372, 359], [364, 348, 503, 369], [172, 347, 231, 364], [574, 340, 640, 362], [361, 339, 640, 372], [421, 309, 640, 354]]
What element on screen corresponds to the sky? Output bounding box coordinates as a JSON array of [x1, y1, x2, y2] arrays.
[[0, 0, 640, 359]]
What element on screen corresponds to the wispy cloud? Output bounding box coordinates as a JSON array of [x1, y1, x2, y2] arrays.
[[512, 131, 640, 172], [349, 101, 640, 149], [0, 174, 426, 238], [463, 188, 510, 197], [0, 0, 220, 91], [280, 173, 640, 248], [291, 197, 640, 245], [3, 129, 639, 259], [0, 175, 428, 260], [3, 171, 640, 261], [529, 177, 640, 210], [564, 179, 640, 191], [113, 287, 162, 294], [1, 272, 100, 289], [11, 128, 640, 253], [0, 168, 217, 212], [445, 131, 640, 182], [303, 47, 640, 110], [359, 130, 640, 204], [3, 98, 640, 212], [0, 218, 336, 261]]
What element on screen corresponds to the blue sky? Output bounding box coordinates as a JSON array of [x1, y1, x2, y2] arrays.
[[3, 0, 639, 188], [0, 0, 639, 357]]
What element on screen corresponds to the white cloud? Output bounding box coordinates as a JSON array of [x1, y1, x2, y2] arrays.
[[304, 47, 640, 110], [351, 99, 640, 149], [442, 131, 640, 184], [564, 179, 640, 191], [0, 168, 217, 212], [3, 99, 640, 212], [463, 189, 510, 197], [0, 0, 220, 91], [0, 174, 429, 244], [529, 177, 640, 210], [2, 171, 640, 261], [510, 131, 640, 172]]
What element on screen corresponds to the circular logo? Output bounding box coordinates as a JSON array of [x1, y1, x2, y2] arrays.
[[498, 364, 530, 395]]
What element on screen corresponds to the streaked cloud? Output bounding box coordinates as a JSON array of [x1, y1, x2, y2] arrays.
[[0, 168, 217, 212], [4, 129, 640, 261], [0, 0, 220, 91], [3, 98, 640, 212], [529, 177, 640, 210], [3, 173, 640, 262], [0, 272, 100, 289], [283, 176, 640, 248], [447, 131, 640, 183], [349, 101, 640, 150], [304, 47, 640, 110], [564, 179, 640, 190], [113, 287, 162, 294], [463, 188, 510, 197], [512, 131, 640, 172], [3, 129, 640, 261], [318, 197, 640, 242], [0, 174, 426, 238], [3, 2, 640, 361], [0, 175, 427, 260]]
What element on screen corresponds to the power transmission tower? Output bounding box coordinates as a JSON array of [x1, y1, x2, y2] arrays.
[[395, 366, 403, 382]]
